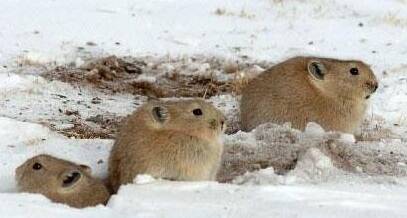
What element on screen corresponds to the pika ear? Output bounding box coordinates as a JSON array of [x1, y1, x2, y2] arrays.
[[152, 106, 168, 123], [307, 60, 326, 80], [79, 164, 92, 174]]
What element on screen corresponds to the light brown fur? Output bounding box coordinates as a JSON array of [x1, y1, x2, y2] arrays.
[[108, 98, 226, 193], [15, 154, 110, 208], [240, 56, 378, 133]]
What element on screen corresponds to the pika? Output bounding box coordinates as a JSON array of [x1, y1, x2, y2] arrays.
[[108, 98, 226, 193], [15, 154, 110, 208], [240, 56, 378, 133]]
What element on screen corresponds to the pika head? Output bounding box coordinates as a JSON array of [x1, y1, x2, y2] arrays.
[[145, 98, 226, 139], [306, 58, 378, 100], [15, 154, 109, 208]]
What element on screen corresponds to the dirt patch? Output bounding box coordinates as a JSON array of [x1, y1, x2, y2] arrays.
[[217, 144, 298, 183], [53, 121, 113, 139], [43, 55, 270, 98], [216, 123, 407, 183], [132, 73, 233, 98], [42, 55, 271, 138], [320, 139, 407, 176], [217, 124, 301, 182], [48, 112, 125, 139]]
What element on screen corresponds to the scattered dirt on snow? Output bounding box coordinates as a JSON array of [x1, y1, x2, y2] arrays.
[[42, 55, 271, 98], [40, 55, 271, 138], [53, 114, 125, 139], [358, 114, 401, 141], [218, 123, 407, 183]]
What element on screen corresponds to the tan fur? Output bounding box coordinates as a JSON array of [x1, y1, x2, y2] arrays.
[[108, 98, 226, 193], [240, 56, 378, 133], [15, 154, 110, 208]]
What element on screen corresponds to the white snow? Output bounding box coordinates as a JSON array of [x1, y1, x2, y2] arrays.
[[0, 0, 407, 217], [107, 181, 407, 218], [0, 73, 39, 93]]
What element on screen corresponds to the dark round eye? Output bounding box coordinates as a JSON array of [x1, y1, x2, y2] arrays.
[[350, 67, 359, 75], [32, 163, 42, 170], [192, 108, 203, 116]]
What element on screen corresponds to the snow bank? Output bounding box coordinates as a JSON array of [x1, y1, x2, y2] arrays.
[[0, 117, 112, 192], [107, 179, 407, 218]]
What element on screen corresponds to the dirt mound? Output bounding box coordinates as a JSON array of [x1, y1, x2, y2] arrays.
[[217, 123, 407, 182]]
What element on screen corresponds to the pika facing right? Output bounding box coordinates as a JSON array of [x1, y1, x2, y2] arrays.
[[240, 56, 378, 133], [108, 98, 226, 193]]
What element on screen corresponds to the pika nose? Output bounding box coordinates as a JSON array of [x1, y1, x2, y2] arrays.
[[366, 81, 378, 93]]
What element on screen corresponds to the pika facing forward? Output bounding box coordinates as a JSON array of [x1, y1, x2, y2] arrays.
[[241, 56, 378, 133], [108, 98, 226, 193], [15, 154, 110, 208]]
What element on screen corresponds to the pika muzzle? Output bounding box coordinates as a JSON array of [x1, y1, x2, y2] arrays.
[[365, 80, 378, 93]]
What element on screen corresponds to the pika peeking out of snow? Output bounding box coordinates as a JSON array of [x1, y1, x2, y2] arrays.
[[240, 56, 378, 134], [108, 98, 226, 193], [15, 154, 110, 208]]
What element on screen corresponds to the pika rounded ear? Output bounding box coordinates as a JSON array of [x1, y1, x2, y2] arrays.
[[79, 164, 92, 174], [308, 60, 326, 80], [152, 106, 168, 123]]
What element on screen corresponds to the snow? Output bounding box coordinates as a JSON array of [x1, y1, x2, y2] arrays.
[[4, 182, 407, 218], [0, 71, 136, 130], [108, 181, 407, 218], [0, 0, 407, 217], [0, 73, 39, 93]]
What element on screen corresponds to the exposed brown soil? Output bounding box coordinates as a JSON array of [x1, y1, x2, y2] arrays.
[[42, 55, 270, 139], [46, 111, 125, 139], [217, 144, 298, 183], [43, 55, 268, 98]]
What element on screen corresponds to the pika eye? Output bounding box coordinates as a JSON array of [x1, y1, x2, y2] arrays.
[[32, 163, 42, 170], [192, 108, 203, 116], [350, 67, 359, 75]]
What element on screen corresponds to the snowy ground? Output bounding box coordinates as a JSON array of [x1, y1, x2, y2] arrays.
[[1, 0, 407, 217]]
